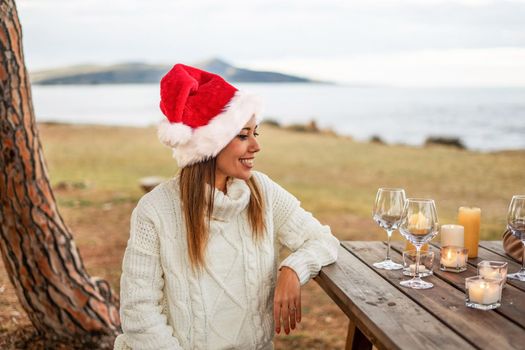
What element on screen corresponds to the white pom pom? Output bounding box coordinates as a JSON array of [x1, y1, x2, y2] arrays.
[[157, 121, 193, 147]]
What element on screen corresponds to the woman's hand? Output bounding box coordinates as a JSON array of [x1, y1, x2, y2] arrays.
[[273, 266, 301, 335]]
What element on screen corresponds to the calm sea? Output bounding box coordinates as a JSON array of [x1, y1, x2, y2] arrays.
[[31, 84, 525, 152]]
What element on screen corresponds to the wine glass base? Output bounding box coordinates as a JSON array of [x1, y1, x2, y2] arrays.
[[373, 259, 403, 270], [403, 269, 433, 278], [400, 278, 434, 289], [507, 272, 525, 281]]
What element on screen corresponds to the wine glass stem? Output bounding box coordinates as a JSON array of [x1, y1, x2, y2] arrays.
[[386, 229, 393, 261], [415, 245, 421, 277], [521, 241, 525, 273]]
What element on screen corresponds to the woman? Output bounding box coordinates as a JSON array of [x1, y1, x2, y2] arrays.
[[114, 64, 339, 350]]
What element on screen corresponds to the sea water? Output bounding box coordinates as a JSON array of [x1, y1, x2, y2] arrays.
[[31, 83, 525, 152]]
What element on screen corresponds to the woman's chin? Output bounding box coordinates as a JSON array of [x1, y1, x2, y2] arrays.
[[233, 169, 253, 181]]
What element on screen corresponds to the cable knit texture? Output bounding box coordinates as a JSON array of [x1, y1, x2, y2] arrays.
[[115, 171, 339, 350]]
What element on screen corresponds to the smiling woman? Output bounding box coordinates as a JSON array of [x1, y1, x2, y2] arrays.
[[114, 64, 339, 350], [216, 117, 261, 191]]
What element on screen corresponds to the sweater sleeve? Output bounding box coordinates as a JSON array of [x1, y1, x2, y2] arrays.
[[503, 228, 523, 262], [259, 173, 339, 285], [116, 199, 183, 350]]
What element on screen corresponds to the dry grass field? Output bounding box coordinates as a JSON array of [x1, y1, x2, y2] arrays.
[[1, 122, 524, 349]]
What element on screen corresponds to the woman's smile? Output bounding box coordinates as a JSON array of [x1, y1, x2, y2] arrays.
[[239, 157, 254, 168]]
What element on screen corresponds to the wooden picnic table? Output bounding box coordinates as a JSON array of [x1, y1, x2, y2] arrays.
[[314, 241, 525, 350]]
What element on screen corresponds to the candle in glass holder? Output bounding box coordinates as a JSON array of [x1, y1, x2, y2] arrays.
[[440, 224, 464, 247], [409, 264, 418, 273], [409, 264, 428, 273], [458, 207, 480, 258], [440, 246, 468, 272], [478, 261, 508, 285], [403, 250, 434, 277], [465, 276, 503, 310]]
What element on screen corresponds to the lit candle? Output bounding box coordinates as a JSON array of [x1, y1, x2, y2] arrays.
[[459, 252, 468, 267], [409, 264, 428, 273], [466, 277, 502, 308], [440, 224, 464, 247], [479, 267, 501, 279], [469, 281, 500, 304], [458, 207, 481, 258], [440, 246, 468, 272], [403, 250, 434, 277], [478, 261, 508, 284], [441, 249, 458, 267]]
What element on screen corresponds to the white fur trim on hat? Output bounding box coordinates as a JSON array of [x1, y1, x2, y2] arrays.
[[157, 120, 193, 147], [167, 91, 262, 168]]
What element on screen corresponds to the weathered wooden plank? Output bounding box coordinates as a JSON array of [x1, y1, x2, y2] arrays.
[[390, 241, 525, 330], [480, 241, 517, 260], [349, 241, 525, 350], [316, 245, 475, 350]]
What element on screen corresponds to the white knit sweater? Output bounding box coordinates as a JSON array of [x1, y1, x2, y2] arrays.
[[114, 171, 339, 350]]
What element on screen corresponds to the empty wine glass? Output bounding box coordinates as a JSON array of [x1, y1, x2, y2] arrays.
[[398, 198, 439, 289], [372, 188, 406, 270], [507, 195, 525, 281]]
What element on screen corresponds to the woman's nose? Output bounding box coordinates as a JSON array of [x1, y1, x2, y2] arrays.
[[250, 136, 261, 153]]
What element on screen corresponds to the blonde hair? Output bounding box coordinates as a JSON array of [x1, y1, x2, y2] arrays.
[[179, 158, 265, 271]]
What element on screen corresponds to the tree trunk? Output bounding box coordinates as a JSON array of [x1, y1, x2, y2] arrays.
[[0, 1, 120, 347]]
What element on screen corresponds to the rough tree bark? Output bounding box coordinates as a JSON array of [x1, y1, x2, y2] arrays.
[[0, 1, 120, 347]]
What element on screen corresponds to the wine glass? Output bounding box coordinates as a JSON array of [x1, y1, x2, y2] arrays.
[[398, 198, 439, 289], [372, 188, 406, 270], [507, 195, 525, 281]]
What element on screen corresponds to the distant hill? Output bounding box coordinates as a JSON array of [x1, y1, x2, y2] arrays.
[[30, 58, 319, 85]]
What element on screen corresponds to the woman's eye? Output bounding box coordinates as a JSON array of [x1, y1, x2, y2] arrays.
[[237, 135, 248, 140], [254, 132, 259, 137]]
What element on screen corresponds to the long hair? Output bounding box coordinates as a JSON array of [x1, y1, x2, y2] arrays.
[[179, 158, 265, 271]]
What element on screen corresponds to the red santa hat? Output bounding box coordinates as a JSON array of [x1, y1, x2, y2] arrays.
[[158, 64, 263, 168]]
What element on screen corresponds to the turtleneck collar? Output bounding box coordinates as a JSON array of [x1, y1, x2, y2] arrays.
[[211, 177, 250, 222], [171, 176, 251, 222]]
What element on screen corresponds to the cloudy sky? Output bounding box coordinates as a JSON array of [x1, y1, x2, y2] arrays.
[[16, 0, 525, 87]]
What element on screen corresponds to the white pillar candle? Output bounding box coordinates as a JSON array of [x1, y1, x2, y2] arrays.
[[440, 224, 464, 247], [468, 279, 501, 305]]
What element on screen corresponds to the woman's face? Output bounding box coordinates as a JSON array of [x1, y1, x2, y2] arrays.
[[216, 116, 260, 189]]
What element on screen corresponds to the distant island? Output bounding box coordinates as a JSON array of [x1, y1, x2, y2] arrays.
[[30, 58, 322, 85]]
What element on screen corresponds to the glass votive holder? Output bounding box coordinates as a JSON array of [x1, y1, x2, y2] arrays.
[[402, 250, 434, 277], [440, 246, 468, 273], [478, 260, 508, 287], [465, 276, 503, 310]]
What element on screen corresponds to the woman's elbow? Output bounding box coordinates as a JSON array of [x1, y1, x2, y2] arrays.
[[325, 234, 340, 264]]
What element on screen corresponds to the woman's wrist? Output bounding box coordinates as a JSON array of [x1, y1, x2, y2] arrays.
[[279, 266, 299, 282]]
